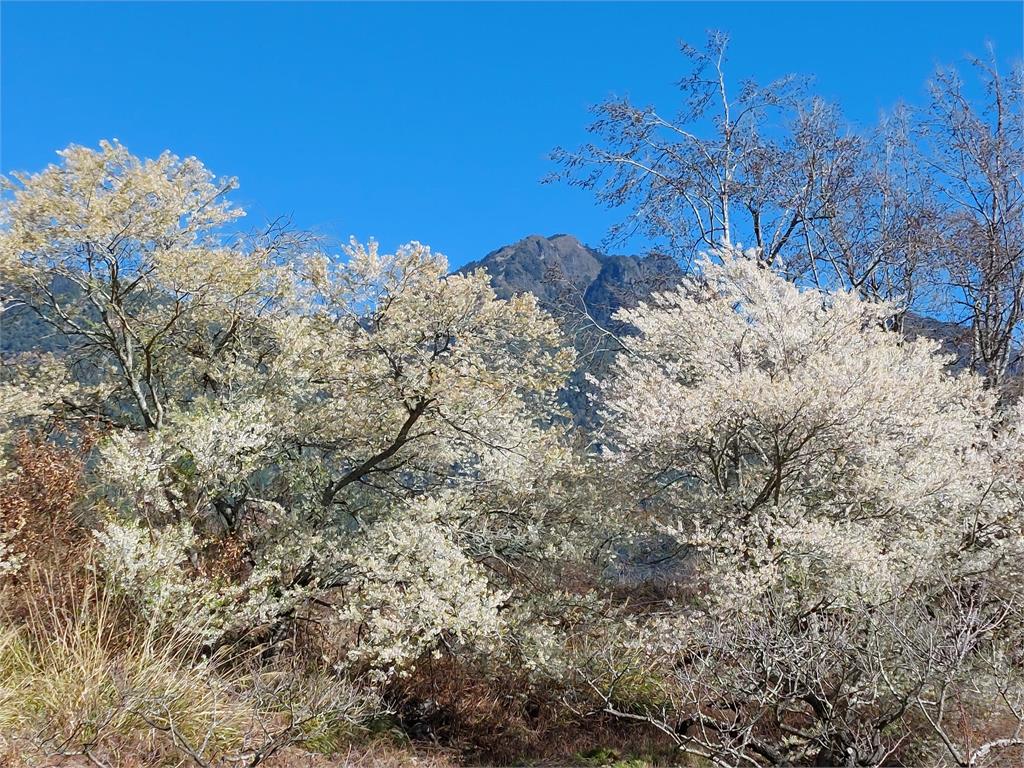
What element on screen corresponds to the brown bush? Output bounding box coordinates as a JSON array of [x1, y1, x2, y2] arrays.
[[0, 430, 96, 615], [389, 654, 681, 766]]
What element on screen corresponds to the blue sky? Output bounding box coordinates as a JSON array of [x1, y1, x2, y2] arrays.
[[2, 2, 1022, 268]]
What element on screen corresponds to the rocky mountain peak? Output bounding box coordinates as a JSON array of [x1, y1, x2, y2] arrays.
[[459, 233, 682, 324], [460, 233, 607, 307]]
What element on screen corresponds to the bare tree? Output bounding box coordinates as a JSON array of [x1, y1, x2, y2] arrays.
[[551, 33, 1024, 349], [919, 51, 1024, 387], [550, 31, 865, 287], [802, 104, 945, 327]]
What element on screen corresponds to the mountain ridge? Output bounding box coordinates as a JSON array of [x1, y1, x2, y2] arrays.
[[459, 233, 682, 327], [458, 233, 685, 425], [460, 232, 978, 358]]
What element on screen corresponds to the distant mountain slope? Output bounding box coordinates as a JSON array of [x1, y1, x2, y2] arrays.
[[460, 234, 683, 425], [459, 233, 682, 327], [460, 234, 605, 307]]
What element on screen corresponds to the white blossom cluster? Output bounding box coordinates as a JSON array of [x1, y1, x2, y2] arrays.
[[336, 495, 508, 678], [600, 248, 1007, 613], [580, 247, 1024, 765]]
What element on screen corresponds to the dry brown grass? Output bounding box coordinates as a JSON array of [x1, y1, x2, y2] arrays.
[[260, 742, 459, 768], [0, 566, 388, 768], [0, 573, 252, 766], [0, 742, 461, 768]]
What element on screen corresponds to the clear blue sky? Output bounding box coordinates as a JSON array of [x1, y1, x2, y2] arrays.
[[2, 2, 1022, 268]]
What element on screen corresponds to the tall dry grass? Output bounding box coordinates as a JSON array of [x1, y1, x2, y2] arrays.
[[0, 567, 385, 767], [0, 571, 251, 766]]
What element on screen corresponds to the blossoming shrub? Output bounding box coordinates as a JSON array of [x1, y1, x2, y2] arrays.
[[0, 142, 591, 682], [582, 248, 1024, 766]]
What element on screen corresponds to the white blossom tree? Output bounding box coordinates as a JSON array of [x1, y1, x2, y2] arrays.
[[580, 247, 1024, 766], [0, 142, 590, 674]]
